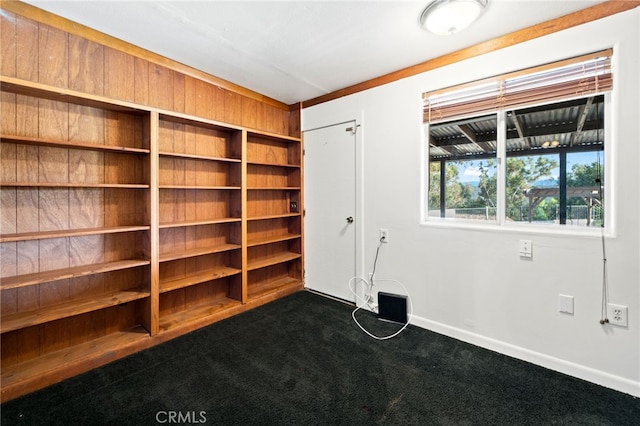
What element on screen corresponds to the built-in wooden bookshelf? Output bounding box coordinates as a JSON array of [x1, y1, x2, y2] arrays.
[[156, 114, 244, 333], [246, 132, 303, 301], [0, 75, 302, 401], [0, 75, 154, 401]]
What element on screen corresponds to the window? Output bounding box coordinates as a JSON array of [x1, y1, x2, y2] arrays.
[[424, 50, 610, 230], [428, 114, 497, 220]]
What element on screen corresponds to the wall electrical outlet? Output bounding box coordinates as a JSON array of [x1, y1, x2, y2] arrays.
[[607, 303, 628, 327], [379, 228, 389, 243]]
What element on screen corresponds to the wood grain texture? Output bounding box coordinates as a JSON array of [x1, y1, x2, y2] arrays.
[[134, 58, 149, 106], [104, 47, 135, 102], [3, 5, 293, 135], [15, 14, 38, 82], [38, 23, 68, 88], [0, 0, 289, 110], [1, 289, 149, 333], [0, 4, 304, 401], [0, 9, 17, 77], [68, 34, 104, 95], [172, 71, 185, 114], [149, 63, 173, 111]]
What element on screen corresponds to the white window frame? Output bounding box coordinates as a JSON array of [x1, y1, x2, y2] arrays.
[[421, 92, 613, 237]]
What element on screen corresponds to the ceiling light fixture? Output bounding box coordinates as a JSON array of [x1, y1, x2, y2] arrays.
[[420, 0, 488, 35]]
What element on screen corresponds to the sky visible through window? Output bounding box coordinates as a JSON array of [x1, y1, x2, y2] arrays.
[[456, 151, 599, 184]]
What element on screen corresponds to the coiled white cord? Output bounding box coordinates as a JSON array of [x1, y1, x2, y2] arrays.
[[348, 276, 412, 340]]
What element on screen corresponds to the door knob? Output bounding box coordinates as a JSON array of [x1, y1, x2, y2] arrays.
[[346, 216, 354, 224]]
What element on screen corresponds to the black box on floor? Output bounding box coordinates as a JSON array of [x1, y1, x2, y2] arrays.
[[377, 292, 407, 324]]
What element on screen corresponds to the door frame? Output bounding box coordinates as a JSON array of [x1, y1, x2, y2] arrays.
[[302, 113, 366, 301]]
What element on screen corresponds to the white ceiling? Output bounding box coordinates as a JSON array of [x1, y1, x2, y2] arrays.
[[25, 0, 605, 105]]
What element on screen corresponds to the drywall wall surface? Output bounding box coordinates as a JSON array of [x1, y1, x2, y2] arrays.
[[303, 7, 640, 396]]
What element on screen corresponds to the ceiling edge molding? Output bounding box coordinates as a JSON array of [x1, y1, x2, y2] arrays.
[[302, 0, 640, 109], [0, 0, 290, 111]]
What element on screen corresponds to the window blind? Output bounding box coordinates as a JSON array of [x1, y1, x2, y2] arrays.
[[423, 49, 612, 123]]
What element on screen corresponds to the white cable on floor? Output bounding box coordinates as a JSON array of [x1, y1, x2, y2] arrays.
[[348, 276, 412, 340]]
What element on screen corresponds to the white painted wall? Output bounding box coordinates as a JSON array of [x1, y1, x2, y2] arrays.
[[302, 8, 640, 396]]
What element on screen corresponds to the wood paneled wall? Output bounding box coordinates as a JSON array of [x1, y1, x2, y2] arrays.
[[0, 8, 295, 137]]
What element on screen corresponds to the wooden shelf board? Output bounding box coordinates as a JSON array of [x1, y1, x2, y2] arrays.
[[247, 131, 301, 143], [159, 218, 241, 229], [248, 213, 301, 221], [0, 259, 150, 290], [1, 182, 149, 189], [159, 185, 240, 190], [247, 160, 300, 168], [247, 187, 301, 191], [158, 298, 242, 333], [160, 266, 241, 293], [0, 326, 150, 393], [247, 252, 302, 271], [159, 243, 241, 263], [159, 151, 240, 163], [1, 134, 150, 154], [248, 276, 301, 299], [0, 77, 149, 114], [247, 233, 301, 247], [0, 225, 150, 243], [158, 112, 242, 133], [0, 289, 150, 334]]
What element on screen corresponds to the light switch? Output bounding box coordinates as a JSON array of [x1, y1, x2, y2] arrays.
[[519, 239, 532, 258]]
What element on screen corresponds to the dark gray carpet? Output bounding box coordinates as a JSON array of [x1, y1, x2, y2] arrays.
[[2, 290, 639, 425]]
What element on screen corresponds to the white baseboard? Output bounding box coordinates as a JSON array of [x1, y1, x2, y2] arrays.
[[409, 314, 640, 398]]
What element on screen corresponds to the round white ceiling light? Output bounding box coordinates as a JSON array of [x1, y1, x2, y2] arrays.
[[420, 0, 488, 35]]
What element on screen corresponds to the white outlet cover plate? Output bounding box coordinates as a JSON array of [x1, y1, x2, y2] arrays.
[[519, 239, 532, 258], [607, 303, 628, 327], [558, 294, 574, 314]]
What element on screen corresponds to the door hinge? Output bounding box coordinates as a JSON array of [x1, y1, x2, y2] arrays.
[[345, 124, 360, 135], [303, 209, 306, 217]]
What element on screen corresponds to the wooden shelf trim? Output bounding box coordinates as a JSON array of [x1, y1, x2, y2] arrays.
[[159, 185, 240, 190], [0, 289, 150, 334], [1, 135, 150, 154], [0, 260, 150, 290], [0, 326, 150, 389], [159, 151, 241, 163], [0, 225, 150, 243], [159, 218, 241, 229], [247, 233, 301, 247], [247, 160, 301, 168], [160, 266, 241, 293], [159, 243, 241, 263], [247, 186, 301, 191], [248, 276, 301, 299], [247, 251, 302, 271], [248, 213, 301, 221], [158, 299, 242, 334], [1, 182, 149, 189]]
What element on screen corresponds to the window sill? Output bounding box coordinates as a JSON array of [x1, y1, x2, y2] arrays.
[[419, 218, 613, 239]]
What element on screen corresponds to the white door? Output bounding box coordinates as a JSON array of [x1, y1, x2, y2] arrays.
[[304, 121, 357, 302]]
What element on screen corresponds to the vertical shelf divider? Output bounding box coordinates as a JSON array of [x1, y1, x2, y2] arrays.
[[299, 133, 305, 288], [240, 130, 249, 304], [149, 111, 160, 335]]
